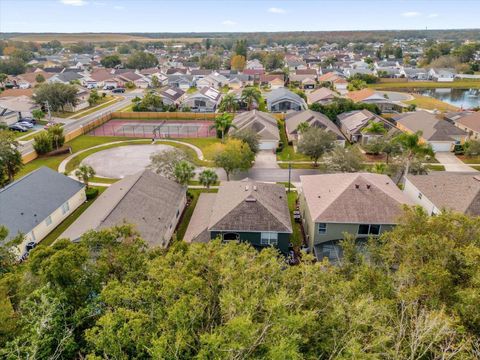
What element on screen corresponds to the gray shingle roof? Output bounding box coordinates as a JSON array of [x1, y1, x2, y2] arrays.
[[0, 167, 85, 242], [231, 110, 280, 141], [60, 170, 185, 247], [285, 110, 345, 140], [264, 88, 307, 109]]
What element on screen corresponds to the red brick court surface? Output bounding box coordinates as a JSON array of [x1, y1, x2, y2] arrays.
[[89, 119, 216, 138]]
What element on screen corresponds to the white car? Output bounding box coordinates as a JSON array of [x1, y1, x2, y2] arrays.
[[87, 84, 97, 89], [17, 121, 34, 129]]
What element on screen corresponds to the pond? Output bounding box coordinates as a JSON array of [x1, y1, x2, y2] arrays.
[[415, 88, 480, 109]]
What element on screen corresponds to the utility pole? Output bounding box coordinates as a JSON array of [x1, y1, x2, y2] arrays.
[[288, 154, 292, 193], [44, 100, 52, 121]]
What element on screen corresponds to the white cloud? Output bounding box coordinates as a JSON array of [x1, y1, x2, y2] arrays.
[[402, 11, 421, 17], [60, 0, 88, 6], [268, 7, 286, 14], [428, 13, 439, 18], [222, 20, 237, 26]]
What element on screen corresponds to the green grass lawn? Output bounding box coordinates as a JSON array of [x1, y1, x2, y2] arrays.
[[457, 155, 480, 164], [404, 94, 459, 112], [279, 163, 326, 170], [37, 186, 106, 247], [90, 176, 119, 184], [370, 80, 480, 89], [19, 130, 45, 142], [287, 191, 304, 249], [70, 97, 121, 119], [470, 165, 480, 171], [426, 164, 446, 171], [276, 120, 310, 161], [176, 137, 220, 160]]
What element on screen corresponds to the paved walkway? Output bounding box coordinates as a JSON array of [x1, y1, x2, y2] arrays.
[[253, 150, 279, 169], [434, 152, 478, 172]]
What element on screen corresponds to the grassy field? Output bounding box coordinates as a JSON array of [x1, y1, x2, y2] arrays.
[[404, 94, 459, 112], [53, 96, 117, 119], [37, 186, 106, 247], [276, 120, 310, 162], [8, 33, 204, 43], [370, 80, 480, 90], [426, 164, 446, 171]]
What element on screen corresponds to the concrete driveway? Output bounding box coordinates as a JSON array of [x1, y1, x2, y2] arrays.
[[435, 152, 478, 172], [253, 150, 279, 169]]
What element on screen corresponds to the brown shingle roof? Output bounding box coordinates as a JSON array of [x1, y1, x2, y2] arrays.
[[346, 88, 376, 103], [306, 87, 338, 104], [301, 173, 414, 224], [455, 111, 480, 133], [285, 110, 345, 140]]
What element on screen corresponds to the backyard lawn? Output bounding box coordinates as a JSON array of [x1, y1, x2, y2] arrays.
[[404, 94, 459, 112], [276, 120, 310, 161], [287, 191, 304, 249], [370, 79, 480, 89]]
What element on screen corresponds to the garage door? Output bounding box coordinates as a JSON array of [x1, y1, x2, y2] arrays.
[[259, 141, 278, 150], [431, 142, 453, 152]]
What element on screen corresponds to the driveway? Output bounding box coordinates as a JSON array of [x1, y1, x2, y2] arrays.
[[435, 152, 478, 172], [253, 150, 279, 169]]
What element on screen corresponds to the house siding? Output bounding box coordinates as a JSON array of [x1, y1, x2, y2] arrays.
[[403, 178, 441, 215], [210, 231, 290, 254]]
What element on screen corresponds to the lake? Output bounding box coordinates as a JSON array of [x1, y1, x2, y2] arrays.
[[415, 88, 480, 109]]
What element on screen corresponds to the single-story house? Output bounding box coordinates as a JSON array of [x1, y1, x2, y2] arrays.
[[0, 93, 38, 125], [299, 173, 414, 262], [259, 74, 285, 88], [265, 88, 307, 112], [159, 86, 186, 106], [61, 170, 186, 248], [428, 68, 456, 82], [395, 111, 467, 152], [346, 88, 401, 113], [231, 110, 280, 150], [401, 67, 428, 80], [403, 173, 480, 216], [245, 59, 264, 70], [48, 71, 84, 84], [168, 75, 194, 91], [445, 111, 480, 140], [182, 86, 222, 112], [337, 109, 393, 144], [115, 71, 150, 88], [0, 167, 86, 257], [285, 109, 346, 146], [306, 87, 339, 105], [184, 181, 292, 254], [196, 73, 229, 89], [289, 69, 318, 83]]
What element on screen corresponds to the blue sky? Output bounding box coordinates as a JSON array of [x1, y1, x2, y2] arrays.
[[1, 0, 479, 33]]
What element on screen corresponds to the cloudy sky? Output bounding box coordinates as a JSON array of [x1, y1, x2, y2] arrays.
[[0, 0, 479, 33]]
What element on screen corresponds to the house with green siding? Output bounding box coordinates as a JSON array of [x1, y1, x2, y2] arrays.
[[299, 173, 414, 262], [184, 181, 293, 254]]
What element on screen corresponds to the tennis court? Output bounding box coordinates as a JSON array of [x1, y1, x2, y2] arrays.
[[88, 119, 216, 138]]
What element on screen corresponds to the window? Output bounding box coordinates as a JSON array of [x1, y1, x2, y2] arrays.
[[318, 223, 327, 234], [358, 224, 381, 236], [418, 192, 423, 199], [260, 232, 278, 246], [176, 209, 180, 218], [45, 216, 52, 226], [223, 233, 240, 241], [61, 201, 70, 215]]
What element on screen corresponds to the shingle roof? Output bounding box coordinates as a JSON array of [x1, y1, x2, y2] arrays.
[[306, 87, 338, 104], [183, 193, 217, 243], [264, 88, 307, 108], [60, 170, 185, 247], [454, 111, 480, 132], [346, 88, 376, 103], [338, 109, 389, 135], [285, 110, 345, 140], [0, 167, 85, 242], [301, 173, 413, 224], [406, 173, 480, 215], [395, 111, 467, 141], [208, 181, 292, 233], [231, 110, 280, 141]]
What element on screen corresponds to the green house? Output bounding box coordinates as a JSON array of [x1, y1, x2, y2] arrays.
[[184, 181, 293, 254]]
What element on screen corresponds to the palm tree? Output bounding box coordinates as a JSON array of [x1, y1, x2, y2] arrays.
[[394, 131, 433, 181], [241, 87, 262, 111], [296, 121, 310, 134], [174, 160, 195, 186], [362, 120, 386, 135], [75, 165, 96, 189], [48, 124, 65, 150], [219, 93, 238, 113], [209, 113, 236, 141], [198, 169, 218, 191], [371, 163, 387, 174]]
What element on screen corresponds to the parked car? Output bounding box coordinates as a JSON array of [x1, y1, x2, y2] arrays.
[[9, 123, 28, 132], [17, 121, 34, 129], [87, 84, 97, 89], [20, 117, 36, 124], [25, 241, 36, 252], [103, 85, 115, 90], [112, 88, 125, 93]]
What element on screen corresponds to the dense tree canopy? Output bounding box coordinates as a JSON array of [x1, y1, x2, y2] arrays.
[[33, 83, 78, 112], [100, 54, 122, 68], [1, 208, 480, 358], [126, 51, 158, 70]]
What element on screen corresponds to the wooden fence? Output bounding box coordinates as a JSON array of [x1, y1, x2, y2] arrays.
[[110, 111, 218, 120]]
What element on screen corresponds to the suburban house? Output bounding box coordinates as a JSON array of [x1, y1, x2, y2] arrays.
[[0, 167, 86, 256], [265, 88, 308, 112], [159, 86, 186, 106], [259, 74, 285, 88], [301, 77, 316, 90], [445, 111, 480, 140], [61, 170, 186, 248], [245, 59, 264, 70], [196, 73, 229, 89], [346, 88, 401, 112], [231, 110, 280, 150], [285, 109, 346, 146], [402, 67, 428, 80], [428, 68, 456, 82], [182, 86, 222, 112], [403, 173, 480, 216], [84, 68, 118, 88], [289, 69, 318, 84], [168, 75, 194, 91], [337, 109, 393, 144], [10, 71, 53, 88], [395, 111, 467, 152], [299, 173, 414, 262], [183, 181, 293, 254], [115, 71, 150, 88], [0, 93, 38, 125], [306, 87, 339, 105]]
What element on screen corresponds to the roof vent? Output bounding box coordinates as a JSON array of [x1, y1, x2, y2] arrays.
[[245, 196, 257, 202], [355, 184, 360, 189], [253, 185, 257, 191], [366, 184, 371, 189], [245, 185, 249, 191]]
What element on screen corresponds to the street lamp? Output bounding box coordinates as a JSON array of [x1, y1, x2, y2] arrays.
[[288, 154, 291, 193]]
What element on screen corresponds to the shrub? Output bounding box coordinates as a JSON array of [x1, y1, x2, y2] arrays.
[[33, 132, 53, 154], [85, 187, 99, 200]]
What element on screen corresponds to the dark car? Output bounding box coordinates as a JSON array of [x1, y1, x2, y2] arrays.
[[20, 117, 36, 124], [26, 241, 37, 252], [9, 123, 28, 132], [112, 88, 125, 93], [103, 85, 115, 90]]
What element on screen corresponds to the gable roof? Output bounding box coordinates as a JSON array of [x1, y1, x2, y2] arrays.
[[406, 173, 480, 215], [208, 181, 292, 233], [307, 87, 338, 104], [60, 170, 185, 247], [301, 173, 414, 224], [264, 87, 307, 108], [346, 88, 377, 103], [337, 109, 389, 134], [285, 110, 345, 140], [395, 111, 467, 141], [160, 86, 185, 101], [231, 110, 280, 141], [198, 86, 221, 102], [454, 111, 480, 132], [0, 167, 85, 242]]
